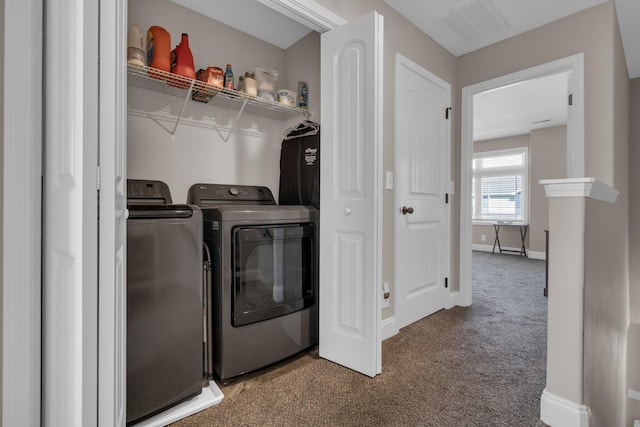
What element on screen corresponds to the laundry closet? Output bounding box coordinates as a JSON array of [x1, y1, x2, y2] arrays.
[[125, 0, 323, 424]]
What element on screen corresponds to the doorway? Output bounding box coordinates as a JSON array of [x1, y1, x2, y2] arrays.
[[459, 53, 585, 306], [96, 1, 383, 424]]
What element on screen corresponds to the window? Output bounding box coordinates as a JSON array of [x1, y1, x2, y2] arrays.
[[472, 147, 528, 223]]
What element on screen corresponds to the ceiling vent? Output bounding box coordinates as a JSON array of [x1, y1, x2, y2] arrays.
[[439, 0, 511, 43]]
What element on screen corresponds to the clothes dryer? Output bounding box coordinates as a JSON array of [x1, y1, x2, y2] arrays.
[[188, 183, 318, 382]]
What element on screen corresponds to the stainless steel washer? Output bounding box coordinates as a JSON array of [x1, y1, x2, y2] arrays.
[[188, 183, 319, 382], [126, 179, 203, 424]]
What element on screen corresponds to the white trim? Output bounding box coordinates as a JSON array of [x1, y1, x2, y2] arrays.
[[381, 316, 399, 341], [3, 1, 43, 426], [99, 0, 128, 425], [446, 291, 461, 309], [540, 388, 590, 427], [255, 0, 347, 32], [540, 178, 619, 203], [43, 0, 100, 424], [471, 244, 544, 260], [472, 243, 494, 252], [374, 11, 385, 375], [527, 250, 546, 261], [460, 53, 585, 309], [132, 382, 223, 427]]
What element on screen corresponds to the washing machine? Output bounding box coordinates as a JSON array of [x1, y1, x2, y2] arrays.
[[188, 183, 319, 382], [126, 179, 204, 425]]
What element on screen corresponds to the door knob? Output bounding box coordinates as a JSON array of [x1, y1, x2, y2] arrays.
[[402, 206, 414, 215]]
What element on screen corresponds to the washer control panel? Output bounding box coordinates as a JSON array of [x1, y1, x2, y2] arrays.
[[127, 179, 173, 204]]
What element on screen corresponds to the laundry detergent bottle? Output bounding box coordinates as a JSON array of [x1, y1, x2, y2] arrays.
[[146, 25, 171, 79], [169, 33, 196, 87]]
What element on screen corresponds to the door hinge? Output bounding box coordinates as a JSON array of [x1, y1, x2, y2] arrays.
[[445, 277, 449, 288], [568, 94, 573, 106], [445, 193, 449, 204], [445, 107, 452, 120]]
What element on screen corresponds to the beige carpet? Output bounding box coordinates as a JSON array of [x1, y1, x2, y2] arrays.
[[173, 251, 548, 426]]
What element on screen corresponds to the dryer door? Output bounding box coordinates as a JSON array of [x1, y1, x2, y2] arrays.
[[232, 223, 316, 327]]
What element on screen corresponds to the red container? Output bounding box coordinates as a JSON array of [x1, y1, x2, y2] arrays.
[[169, 33, 196, 88]]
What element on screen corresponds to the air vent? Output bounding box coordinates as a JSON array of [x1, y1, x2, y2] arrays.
[[440, 0, 511, 43]]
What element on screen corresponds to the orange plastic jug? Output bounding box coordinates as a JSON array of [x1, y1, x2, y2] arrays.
[[146, 26, 171, 79], [169, 33, 196, 88]]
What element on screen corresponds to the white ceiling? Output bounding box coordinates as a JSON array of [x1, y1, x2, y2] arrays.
[[473, 72, 568, 141], [382, 0, 640, 79], [382, 0, 607, 56], [170, 0, 312, 49], [173, 0, 640, 140]]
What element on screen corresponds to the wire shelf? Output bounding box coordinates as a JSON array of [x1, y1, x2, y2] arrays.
[[127, 63, 306, 122]]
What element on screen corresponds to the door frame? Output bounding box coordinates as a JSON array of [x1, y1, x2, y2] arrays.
[[459, 53, 585, 306], [3, 1, 43, 426], [394, 53, 452, 326]]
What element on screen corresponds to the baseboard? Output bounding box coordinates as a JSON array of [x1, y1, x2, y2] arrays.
[[472, 244, 545, 260], [472, 243, 494, 252], [540, 388, 589, 427], [381, 316, 399, 341], [446, 290, 461, 308], [528, 250, 546, 260]]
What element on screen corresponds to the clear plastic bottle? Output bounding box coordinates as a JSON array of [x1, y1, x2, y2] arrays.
[[224, 64, 235, 90], [244, 71, 257, 97], [298, 81, 308, 109], [127, 25, 145, 67]]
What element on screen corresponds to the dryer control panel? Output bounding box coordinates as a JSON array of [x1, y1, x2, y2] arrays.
[[187, 183, 276, 207]]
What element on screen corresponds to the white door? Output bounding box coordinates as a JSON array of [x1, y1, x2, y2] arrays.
[[395, 54, 450, 329], [98, 0, 128, 425], [43, 0, 100, 424], [319, 11, 384, 377]]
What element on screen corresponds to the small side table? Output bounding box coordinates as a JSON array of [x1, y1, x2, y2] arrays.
[[491, 223, 528, 257]]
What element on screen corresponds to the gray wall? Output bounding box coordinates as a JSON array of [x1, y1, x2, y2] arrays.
[[284, 32, 321, 123], [457, 2, 627, 424], [630, 78, 640, 329], [627, 76, 640, 425], [472, 126, 566, 255], [529, 126, 567, 252], [583, 4, 629, 424]]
